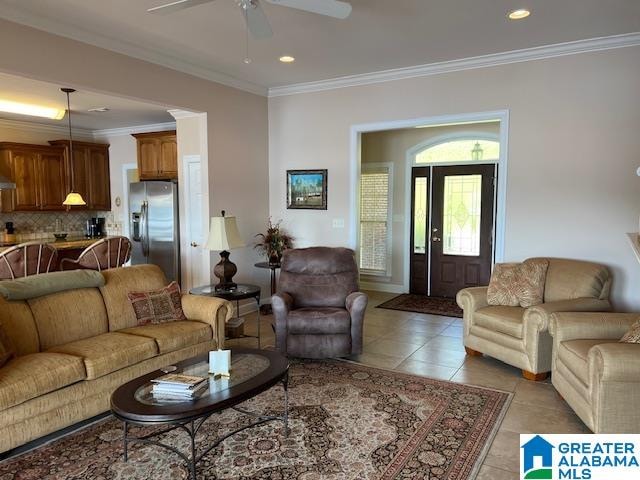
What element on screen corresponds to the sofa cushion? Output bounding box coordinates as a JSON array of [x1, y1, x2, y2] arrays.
[[100, 265, 168, 331], [558, 339, 618, 385], [48, 332, 158, 380], [28, 288, 109, 350], [120, 321, 212, 354], [0, 297, 39, 355], [474, 306, 525, 338], [287, 308, 351, 335], [128, 281, 187, 326], [0, 352, 86, 410], [537, 258, 610, 303]]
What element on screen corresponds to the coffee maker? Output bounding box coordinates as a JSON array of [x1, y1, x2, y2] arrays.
[[85, 217, 106, 238]]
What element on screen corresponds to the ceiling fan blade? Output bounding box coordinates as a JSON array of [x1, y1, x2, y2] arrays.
[[147, 0, 216, 14], [243, 1, 273, 39], [265, 0, 352, 19]]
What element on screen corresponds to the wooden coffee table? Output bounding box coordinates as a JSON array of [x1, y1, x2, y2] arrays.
[[110, 348, 289, 479]]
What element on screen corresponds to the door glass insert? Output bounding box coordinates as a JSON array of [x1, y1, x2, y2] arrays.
[[413, 177, 428, 254], [442, 174, 482, 256]]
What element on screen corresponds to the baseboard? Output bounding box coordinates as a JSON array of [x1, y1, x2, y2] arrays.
[[360, 282, 406, 294]]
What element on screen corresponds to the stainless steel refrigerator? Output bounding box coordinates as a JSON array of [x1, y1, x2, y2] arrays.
[[129, 181, 180, 283]]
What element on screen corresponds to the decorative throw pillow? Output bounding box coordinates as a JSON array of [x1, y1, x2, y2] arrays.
[[487, 263, 521, 307], [486, 259, 549, 308], [0, 322, 15, 368], [620, 321, 640, 343], [517, 259, 549, 308], [127, 281, 187, 326]]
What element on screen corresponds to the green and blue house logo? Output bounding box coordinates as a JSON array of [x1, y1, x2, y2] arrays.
[[521, 435, 554, 479], [520, 434, 640, 480]]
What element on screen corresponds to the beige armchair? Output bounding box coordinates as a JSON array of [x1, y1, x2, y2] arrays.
[[456, 258, 611, 380], [549, 312, 640, 433]]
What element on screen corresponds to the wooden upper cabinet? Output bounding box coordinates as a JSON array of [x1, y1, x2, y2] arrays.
[[49, 140, 111, 211], [7, 148, 39, 211], [38, 149, 68, 210], [132, 131, 177, 180], [87, 146, 111, 211], [0, 143, 66, 212]]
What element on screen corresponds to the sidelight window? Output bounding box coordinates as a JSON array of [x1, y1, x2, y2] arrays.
[[360, 164, 393, 275]]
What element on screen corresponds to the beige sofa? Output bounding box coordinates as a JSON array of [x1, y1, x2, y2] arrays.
[[0, 264, 231, 453], [457, 258, 611, 380], [549, 312, 640, 433]]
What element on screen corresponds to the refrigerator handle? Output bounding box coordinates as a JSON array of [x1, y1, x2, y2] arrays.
[[141, 200, 150, 257]]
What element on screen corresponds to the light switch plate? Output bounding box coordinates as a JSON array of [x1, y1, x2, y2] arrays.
[[332, 218, 345, 228]]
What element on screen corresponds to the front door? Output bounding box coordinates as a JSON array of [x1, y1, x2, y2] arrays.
[[410, 164, 496, 297]]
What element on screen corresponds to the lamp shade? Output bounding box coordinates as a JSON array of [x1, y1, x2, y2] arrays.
[[206, 216, 244, 251], [62, 192, 87, 206]]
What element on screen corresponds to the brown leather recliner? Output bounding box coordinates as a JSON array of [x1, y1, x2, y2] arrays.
[[272, 247, 368, 358]]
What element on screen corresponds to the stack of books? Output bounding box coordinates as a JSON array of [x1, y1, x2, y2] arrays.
[[151, 373, 208, 399]]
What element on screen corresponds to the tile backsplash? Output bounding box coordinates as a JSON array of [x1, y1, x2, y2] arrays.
[[0, 211, 123, 242]]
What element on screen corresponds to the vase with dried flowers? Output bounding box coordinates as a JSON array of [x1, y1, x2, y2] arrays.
[[254, 219, 294, 265]]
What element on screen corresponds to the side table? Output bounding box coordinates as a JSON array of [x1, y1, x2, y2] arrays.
[[189, 284, 261, 348], [254, 262, 280, 314]]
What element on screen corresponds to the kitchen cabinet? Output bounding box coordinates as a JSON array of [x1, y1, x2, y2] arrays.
[[132, 131, 177, 180], [49, 140, 111, 211], [0, 143, 67, 212]]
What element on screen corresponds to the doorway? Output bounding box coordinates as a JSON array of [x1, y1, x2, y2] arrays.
[[410, 164, 496, 297]]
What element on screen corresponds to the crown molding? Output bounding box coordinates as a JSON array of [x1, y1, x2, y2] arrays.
[[0, 117, 94, 139], [91, 121, 177, 138], [0, 6, 267, 97], [167, 109, 204, 120], [269, 32, 640, 97]]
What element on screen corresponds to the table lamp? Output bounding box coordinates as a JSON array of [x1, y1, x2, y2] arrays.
[[206, 210, 245, 291]]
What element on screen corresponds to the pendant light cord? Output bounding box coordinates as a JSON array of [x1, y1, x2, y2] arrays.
[[62, 88, 76, 192]]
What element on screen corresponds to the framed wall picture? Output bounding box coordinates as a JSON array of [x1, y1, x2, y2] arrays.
[[286, 169, 328, 210]]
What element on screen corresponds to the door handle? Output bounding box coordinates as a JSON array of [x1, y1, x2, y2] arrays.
[[191, 242, 199, 247]]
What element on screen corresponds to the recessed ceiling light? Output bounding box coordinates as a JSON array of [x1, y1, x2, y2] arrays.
[[279, 55, 295, 63], [88, 107, 110, 112], [508, 8, 531, 20], [0, 99, 65, 120]]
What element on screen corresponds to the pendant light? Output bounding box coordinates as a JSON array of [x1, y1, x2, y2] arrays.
[[61, 87, 87, 206]]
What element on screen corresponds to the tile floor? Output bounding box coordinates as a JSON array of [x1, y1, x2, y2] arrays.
[[228, 290, 590, 480]]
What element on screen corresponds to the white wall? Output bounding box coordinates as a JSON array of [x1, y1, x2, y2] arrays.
[[269, 46, 640, 310]]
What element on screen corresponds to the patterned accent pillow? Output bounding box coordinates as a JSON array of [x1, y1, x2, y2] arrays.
[[487, 263, 521, 307], [127, 281, 187, 326], [518, 259, 549, 308], [620, 321, 640, 343], [0, 322, 15, 368], [486, 259, 549, 308]]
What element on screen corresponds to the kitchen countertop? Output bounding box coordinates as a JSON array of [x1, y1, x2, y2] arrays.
[[0, 237, 105, 253]]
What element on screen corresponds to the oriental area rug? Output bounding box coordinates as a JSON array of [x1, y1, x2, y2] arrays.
[[0, 361, 510, 479], [377, 294, 464, 318]]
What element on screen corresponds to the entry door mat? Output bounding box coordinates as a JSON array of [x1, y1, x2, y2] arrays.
[[0, 360, 510, 479], [377, 294, 464, 318]]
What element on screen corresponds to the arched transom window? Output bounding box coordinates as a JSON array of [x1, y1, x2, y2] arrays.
[[415, 138, 500, 164]]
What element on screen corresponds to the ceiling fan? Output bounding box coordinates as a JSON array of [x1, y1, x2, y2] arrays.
[[147, 0, 353, 39]]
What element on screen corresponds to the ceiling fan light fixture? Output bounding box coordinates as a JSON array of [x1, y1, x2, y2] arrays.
[[508, 8, 531, 20], [279, 55, 295, 63]]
